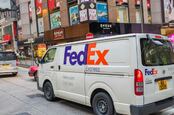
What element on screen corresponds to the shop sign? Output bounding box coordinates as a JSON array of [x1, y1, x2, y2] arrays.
[[54, 29, 64, 40], [86, 33, 94, 39]]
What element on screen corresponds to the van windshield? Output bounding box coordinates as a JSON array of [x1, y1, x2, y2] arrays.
[[140, 38, 174, 66], [0, 52, 16, 61]]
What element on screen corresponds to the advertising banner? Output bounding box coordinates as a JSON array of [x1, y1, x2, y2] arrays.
[[48, 0, 55, 11], [164, 0, 174, 22], [38, 18, 44, 33], [35, 0, 42, 15], [69, 5, 80, 25], [50, 11, 61, 29], [96, 3, 108, 22]]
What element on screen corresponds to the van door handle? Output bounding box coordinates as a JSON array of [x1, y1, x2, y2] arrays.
[[58, 65, 61, 70], [50, 66, 54, 69]]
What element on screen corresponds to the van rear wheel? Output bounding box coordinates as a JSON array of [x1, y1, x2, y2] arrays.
[[43, 81, 55, 101], [92, 92, 114, 115]]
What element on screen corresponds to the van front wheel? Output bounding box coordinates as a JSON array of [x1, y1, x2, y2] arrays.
[[43, 81, 55, 101], [92, 92, 114, 115]]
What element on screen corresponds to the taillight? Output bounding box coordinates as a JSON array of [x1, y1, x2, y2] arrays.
[[134, 69, 144, 96]]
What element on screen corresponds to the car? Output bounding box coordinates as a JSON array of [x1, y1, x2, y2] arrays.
[[28, 66, 38, 81], [0, 51, 18, 76]]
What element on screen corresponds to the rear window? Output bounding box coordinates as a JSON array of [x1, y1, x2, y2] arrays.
[[0, 52, 16, 61], [141, 38, 174, 66]]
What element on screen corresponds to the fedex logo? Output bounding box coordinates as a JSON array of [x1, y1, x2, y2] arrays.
[[145, 68, 158, 76], [64, 43, 109, 65]]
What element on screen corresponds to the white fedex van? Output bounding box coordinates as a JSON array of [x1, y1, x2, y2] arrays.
[[37, 34, 174, 115]]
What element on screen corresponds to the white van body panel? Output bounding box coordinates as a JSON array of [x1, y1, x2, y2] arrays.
[[38, 34, 174, 115]]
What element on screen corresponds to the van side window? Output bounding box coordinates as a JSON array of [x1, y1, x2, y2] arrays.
[[43, 48, 56, 63]]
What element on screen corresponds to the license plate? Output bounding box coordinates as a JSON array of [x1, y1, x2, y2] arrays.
[[2, 64, 10, 69], [158, 80, 167, 90]]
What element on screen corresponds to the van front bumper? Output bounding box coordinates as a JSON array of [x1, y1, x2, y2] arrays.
[[130, 97, 174, 115]]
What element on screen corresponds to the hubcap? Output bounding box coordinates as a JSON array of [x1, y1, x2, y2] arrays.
[[45, 85, 51, 98], [97, 99, 108, 114]]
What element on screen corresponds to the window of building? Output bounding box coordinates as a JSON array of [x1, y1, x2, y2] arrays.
[[135, 0, 152, 23], [116, 0, 129, 23]]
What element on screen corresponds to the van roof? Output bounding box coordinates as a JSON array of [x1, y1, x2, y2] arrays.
[[52, 33, 167, 48]]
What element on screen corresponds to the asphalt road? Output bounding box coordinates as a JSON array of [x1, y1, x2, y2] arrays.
[[0, 67, 174, 115]]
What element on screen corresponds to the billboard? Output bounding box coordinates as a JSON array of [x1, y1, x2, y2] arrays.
[[164, 0, 174, 22], [69, 5, 80, 25], [35, 0, 42, 15], [50, 11, 61, 29], [96, 3, 108, 22]]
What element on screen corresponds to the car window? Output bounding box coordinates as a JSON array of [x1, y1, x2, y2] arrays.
[[43, 48, 56, 63], [0, 52, 16, 61]]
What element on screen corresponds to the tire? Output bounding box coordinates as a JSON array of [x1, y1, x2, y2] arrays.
[[43, 81, 55, 101], [92, 92, 114, 115]]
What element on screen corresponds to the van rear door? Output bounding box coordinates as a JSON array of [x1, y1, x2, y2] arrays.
[[137, 34, 174, 104]]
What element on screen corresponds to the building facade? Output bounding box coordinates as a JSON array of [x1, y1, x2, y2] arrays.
[[0, 0, 18, 51], [17, 0, 174, 56]]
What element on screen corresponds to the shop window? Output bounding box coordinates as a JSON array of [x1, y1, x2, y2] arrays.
[[116, 0, 129, 23]]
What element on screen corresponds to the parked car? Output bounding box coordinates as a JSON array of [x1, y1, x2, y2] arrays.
[[0, 51, 18, 76], [28, 66, 38, 81]]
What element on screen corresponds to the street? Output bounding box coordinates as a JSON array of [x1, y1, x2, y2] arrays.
[[0, 67, 174, 115], [0, 67, 93, 115]]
